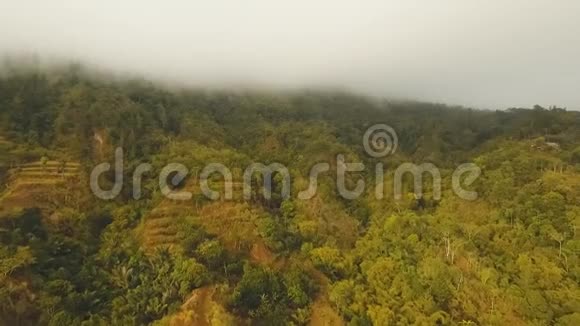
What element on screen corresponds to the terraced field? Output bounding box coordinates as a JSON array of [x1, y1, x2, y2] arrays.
[[141, 204, 192, 251], [0, 134, 14, 164], [0, 135, 10, 146], [141, 180, 281, 265], [141, 180, 248, 252], [0, 160, 80, 214]]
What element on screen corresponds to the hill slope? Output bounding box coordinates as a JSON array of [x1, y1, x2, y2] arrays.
[[0, 68, 578, 325]]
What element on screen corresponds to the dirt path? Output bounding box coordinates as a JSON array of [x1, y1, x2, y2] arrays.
[[308, 269, 345, 326], [175, 286, 215, 326]]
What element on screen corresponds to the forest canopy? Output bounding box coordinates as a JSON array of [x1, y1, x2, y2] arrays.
[[0, 65, 579, 325]]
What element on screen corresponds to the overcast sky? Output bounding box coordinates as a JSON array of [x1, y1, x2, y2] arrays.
[[1, 0, 579, 109]]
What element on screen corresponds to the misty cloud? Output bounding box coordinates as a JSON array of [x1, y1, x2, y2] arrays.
[[1, 0, 579, 109]]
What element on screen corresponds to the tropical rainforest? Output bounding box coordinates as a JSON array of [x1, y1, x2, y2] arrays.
[[0, 64, 579, 325]]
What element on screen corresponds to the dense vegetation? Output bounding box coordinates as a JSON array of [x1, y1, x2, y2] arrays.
[[0, 65, 579, 325]]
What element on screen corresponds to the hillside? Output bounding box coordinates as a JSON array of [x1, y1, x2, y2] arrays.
[[0, 160, 80, 215], [0, 68, 579, 325]]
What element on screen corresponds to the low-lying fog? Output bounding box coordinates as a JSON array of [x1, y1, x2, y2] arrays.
[[1, 0, 579, 109]]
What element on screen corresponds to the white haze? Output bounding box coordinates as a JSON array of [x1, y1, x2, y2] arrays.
[[1, 0, 579, 109]]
